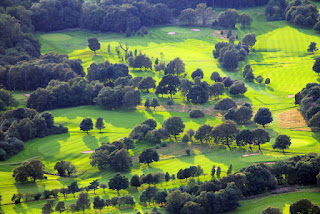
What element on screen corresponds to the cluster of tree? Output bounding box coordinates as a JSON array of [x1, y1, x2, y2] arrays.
[[0, 108, 67, 160], [87, 61, 129, 83], [243, 64, 270, 85], [178, 3, 213, 26], [213, 9, 252, 29], [13, 159, 45, 183], [224, 103, 253, 124], [0, 10, 40, 66], [54, 161, 76, 177], [128, 54, 152, 70], [131, 171, 176, 190], [213, 0, 268, 9], [89, 140, 134, 172], [212, 35, 255, 71], [81, 1, 171, 33], [79, 117, 106, 134], [295, 83, 320, 128], [3, 53, 85, 91], [271, 153, 320, 186], [27, 78, 102, 111], [0, 89, 19, 111], [266, 0, 320, 29]]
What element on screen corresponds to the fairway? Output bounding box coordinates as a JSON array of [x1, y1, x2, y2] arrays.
[[1, 2, 320, 214]]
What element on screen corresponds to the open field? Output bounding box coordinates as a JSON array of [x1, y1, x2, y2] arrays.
[[1, 4, 320, 214]]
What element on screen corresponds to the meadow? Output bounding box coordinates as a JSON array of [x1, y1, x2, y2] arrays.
[[1, 5, 320, 214]]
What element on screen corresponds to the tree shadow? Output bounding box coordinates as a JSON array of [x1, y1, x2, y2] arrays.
[[13, 203, 28, 214], [83, 135, 99, 151]]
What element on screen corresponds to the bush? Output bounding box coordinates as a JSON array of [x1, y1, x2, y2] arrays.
[[189, 110, 205, 118], [161, 141, 168, 147], [186, 149, 191, 156], [214, 98, 237, 110], [155, 144, 161, 149], [167, 99, 174, 106]]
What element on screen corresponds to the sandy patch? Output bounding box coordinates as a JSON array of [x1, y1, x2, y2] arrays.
[[168, 32, 176, 35], [82, 151, 94, 154], [242, 153, 260, 157], [22, 99, 28, 101], [288, 94, 293, 98], [190, 29, 200, 31], [254, 162, 275, 165], [24, 94, 30, 97], [278, 109, 311, 131]]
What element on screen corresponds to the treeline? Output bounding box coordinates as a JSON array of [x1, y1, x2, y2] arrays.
[[0, 108, 67, 160], [266, 0, 320, 30], [295, 83, 320, 128], [1, 53, 85, 91]]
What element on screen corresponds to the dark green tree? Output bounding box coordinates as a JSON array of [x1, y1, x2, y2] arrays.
[[88, 38, 101, 55], [150, 97, 160, 111], [252, 128, 270, 150], [55, 201, 65, 214], [108, 173, 129, 195], [162, 117, 185, 140], [254, 107, 273, 128], [93, 196, 105, 212], [76, 192, 91, 214], [130, 175, 141, 190], [273, 135, 291, 153], [139, 148, 159, 166], [80, 118, 93, 134], [313, 57, 320, 75], [95, 117, 105, 133]]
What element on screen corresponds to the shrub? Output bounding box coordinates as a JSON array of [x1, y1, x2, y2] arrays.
[[161, 141, 168, 147], [189, 110, 205, 118], [214, 98, 237, 110]]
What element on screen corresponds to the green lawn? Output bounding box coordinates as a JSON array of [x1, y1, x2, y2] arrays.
[[1, 4, 320, 214]]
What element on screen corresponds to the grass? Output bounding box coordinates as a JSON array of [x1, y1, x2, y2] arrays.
[[1, 4, 320, 214]]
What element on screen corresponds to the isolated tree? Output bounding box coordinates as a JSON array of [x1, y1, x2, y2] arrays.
[[195, 3, 213, 25], [165, 57, 185, 76], [68, 181, 79, 198], [88, 38, 101, 55], [139, 148, 159, 166], [210, 82, 225, 99], [108, 173, 129, 195], [256, 75, 264, 84], [313, 57, 320, 75], [191, 69, 204, 80], [242, 33, 257, 48], [265, 78, 271, 85], [239, 13, 252, 28], [93, 196, 105, 212], [261, 207, 283, 214], [163, 117, 185, 140], [89, 179, 99, 194], [273, 135, 291, 153], [80, 118, 93, 134], [100, 183, 107, 194], [252, 128, 270, 150], [212, 120, 239, 148], [227, 164, 233, 175], [95, 117, 105, 133], [150, 97, 160, 111], [55, 201, 65, 214], [130, 175, 141, 190], [211, 72, 221, 82], [308, 42, 318, 54], [211, 165, 216, 178], [179, 8, 197, 25], [13, 159, 45, 183], [254, 107, 273, 128], [76, 192, 91, 214], [236, 129, 254, 149]]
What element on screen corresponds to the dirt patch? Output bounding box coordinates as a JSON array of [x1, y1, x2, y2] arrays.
[[190, 29, 200, 32], [254, 162, 275, 165], [168, 32, 176, 35], [212, 30, 236, 40], [24, 94, 30, 97], [242, 153, 260, 157], [82, 151, 94, 154], [278, 109, 311, 131], [288, 94, 293, 98]]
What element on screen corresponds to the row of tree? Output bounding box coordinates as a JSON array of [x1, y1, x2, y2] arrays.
[[213, 9, 252, 29]]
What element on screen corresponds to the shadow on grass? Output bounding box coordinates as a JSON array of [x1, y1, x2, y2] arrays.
[[83, 134, 99, 150]]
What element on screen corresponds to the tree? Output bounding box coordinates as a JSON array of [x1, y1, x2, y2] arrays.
[[180, 79, 193, 99], [93, 196, 105, 212], [139, 148, 159, 166], [76, 192, 91, 214], [150, 97, 160, 111], [227, 164, 233, 175], [13, 159, 45, 183], [314, 21, 320, 32], [80, 118, 93, 134], [140, 186, 158, 205], [216, 166, 221, 178], [130, 175, 141, 190], [254, 107, 273, 128], [195, 3, 213, 25], [68, 181, 79, 198], [261, 207, 283, 214], [195, 124, 213, 144], [181, 201, 204, 214], [157, 75, 180, 99], [165, 172, 171, 184], [108, 173, 129, 195], [191, 69, 204, 80], [221, 49, 239, 71], [89, 179, 99, 194], [138, 76, 156, 92], [265, 78, 271, 85], [145, 98, 150, 109], [217, 9, 239, 28], [313, 57, 320, 75], [54, 161, 76, 177], [211, 165, 216, 178], [42, 200, 55, 214], [108, 149, 133, 172], [162, 117, 185, 140], [211, 72, 221, 82], [165, 58, 185, 76], [308, 42, 318, 54], [238, 13, 252, 28], [166, 190, 191, 214], [55, 201, 65, 214], [212, 120, 239, 148], [187, 85, 209, 104], [95, 117, 105, 133], [273, 135, 291, 153], [290, 199, 320, 214], [210, 82, 225, 99], [242, 34, 257, 48], [100, 183, 107, 194], [88, 38, 101, 55], [252, 128, 270, 150], [214, 98, 237, 110], [230, 81, 247, 96], [256, 75, 264, 84], [179, 8, 197, 25]]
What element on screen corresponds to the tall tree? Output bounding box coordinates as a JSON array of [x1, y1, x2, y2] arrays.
[[150, 97, 160, 111], [254, 107, 273, 128], [130, 174, 141, 190], [313, 57, 320, 75], [95, 117, 105, 133], [212, 120, 239, 148], [80, 118, 94, 134], [88, 38, 101, 55], [93, 196, 105, 212], [76, 192, 91, 214], [308, 42, 318, 54], [165, 58, 185, 76]]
